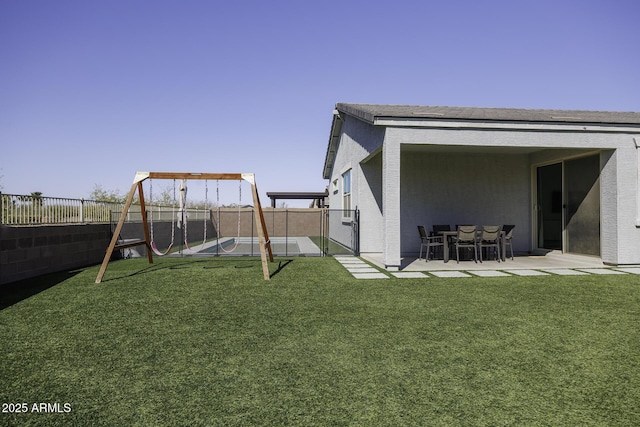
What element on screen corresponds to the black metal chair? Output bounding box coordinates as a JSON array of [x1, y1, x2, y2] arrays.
[[432, 224, 451, 234], [418, 225, 445, 261], [431, 225, 451, 259]]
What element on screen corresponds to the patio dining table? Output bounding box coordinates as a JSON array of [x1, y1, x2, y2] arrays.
[[439, 229, 506, 263]]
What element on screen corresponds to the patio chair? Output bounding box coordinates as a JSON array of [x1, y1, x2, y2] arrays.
[[418, 225, 444, 261], [431, 225, 451, 258], [478, 225, 502, 262], [502, 225, 515, 260], [455, 225, 478, 263]]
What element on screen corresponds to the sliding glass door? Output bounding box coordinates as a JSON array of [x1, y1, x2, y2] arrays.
[[535, 154, 600, 256], [564, 155, 600, 255], [536, 163, 563, 250]]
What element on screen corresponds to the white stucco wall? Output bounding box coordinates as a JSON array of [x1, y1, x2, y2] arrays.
[[610, 142, 640, 264], [327, 115, 385, 251], [359, 152, 383, 253]]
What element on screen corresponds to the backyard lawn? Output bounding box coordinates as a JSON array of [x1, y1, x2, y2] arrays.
[[1, 257, 639, 426]]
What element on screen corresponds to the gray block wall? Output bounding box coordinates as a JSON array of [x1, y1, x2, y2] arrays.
[[0, 224, 112, 285]]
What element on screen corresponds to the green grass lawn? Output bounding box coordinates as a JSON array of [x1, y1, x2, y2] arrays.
[[1, 257, 639, 426]]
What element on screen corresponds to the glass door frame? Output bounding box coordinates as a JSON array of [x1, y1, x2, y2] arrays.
[[531, 151, 602, 255]]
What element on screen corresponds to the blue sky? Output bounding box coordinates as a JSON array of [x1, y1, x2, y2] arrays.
[[1, 0, 639, 206]]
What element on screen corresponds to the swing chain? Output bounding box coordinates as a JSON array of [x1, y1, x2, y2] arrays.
[[149, 178, 154, 234], [203, 180, 208, 243], [216, 179, 243, 253], [149, 179, 177, 255]]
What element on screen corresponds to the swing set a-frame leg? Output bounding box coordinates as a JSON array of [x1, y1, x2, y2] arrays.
[[248, 177, 273, 280], [95, 180, 153, 283]]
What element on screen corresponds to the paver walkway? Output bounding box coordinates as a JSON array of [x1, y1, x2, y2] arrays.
[[334, 255, 639, 280]]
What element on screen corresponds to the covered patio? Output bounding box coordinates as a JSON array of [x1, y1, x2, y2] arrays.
[[396, 144, 607, 260]]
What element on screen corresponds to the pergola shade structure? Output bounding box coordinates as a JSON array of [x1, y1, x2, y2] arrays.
[[266, 191, 328, 208]]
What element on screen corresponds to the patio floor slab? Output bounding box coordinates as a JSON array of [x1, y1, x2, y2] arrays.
[[362, 252, 605, 272], [336, 254, 633, 280]]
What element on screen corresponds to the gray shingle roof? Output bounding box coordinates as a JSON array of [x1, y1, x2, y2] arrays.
[[336, 103, 640, 126]]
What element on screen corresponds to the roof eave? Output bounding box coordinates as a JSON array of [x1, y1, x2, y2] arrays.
[[322, 110, 343, 180]]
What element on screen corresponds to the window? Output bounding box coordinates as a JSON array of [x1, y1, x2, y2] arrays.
[[342, 169, 351, 218]]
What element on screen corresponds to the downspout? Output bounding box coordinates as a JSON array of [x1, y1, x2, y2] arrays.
[[636, 137, 640, 227]]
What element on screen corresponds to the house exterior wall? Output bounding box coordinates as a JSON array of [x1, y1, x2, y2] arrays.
[[609, 142, 640, 264], [600, 149, 618, 263], [327, 115, 385, 253], [359, 152, 383, 253]]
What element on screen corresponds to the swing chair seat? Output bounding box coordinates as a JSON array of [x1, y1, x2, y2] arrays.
[[115, 239, 147, 250], [150, 241, 174, 256]]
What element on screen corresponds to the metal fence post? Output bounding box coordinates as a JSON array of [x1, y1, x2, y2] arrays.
[[353, 208, 360, 256]]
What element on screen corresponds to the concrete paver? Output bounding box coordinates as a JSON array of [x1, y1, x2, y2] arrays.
[[503, 269, 550, 276], [468, 270, 512, 277], [578, 268, 627, 275], [352, 273, 389, 279], [540, 269, 590, 275], [615, 267, 640, 274], [430, 271, 472, 278], [391, 272, 429, 278]]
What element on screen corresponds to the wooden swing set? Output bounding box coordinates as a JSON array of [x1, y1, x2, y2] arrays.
[[95, 172, 274, 283]]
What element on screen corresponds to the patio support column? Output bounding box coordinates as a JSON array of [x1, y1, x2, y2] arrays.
[[382, 136, 401, 270]]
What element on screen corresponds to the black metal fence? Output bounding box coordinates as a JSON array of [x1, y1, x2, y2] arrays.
[[113, 207, 359, 258]]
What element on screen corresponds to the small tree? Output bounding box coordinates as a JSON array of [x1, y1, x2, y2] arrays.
[[89, 184, 126, 204], [155, 184, 174, 205]]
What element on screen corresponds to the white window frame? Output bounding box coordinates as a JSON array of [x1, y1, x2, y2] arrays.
[[342, 168, 352, 220]]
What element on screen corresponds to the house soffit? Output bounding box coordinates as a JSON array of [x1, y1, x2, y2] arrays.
[[401, 145, 566, 155]]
